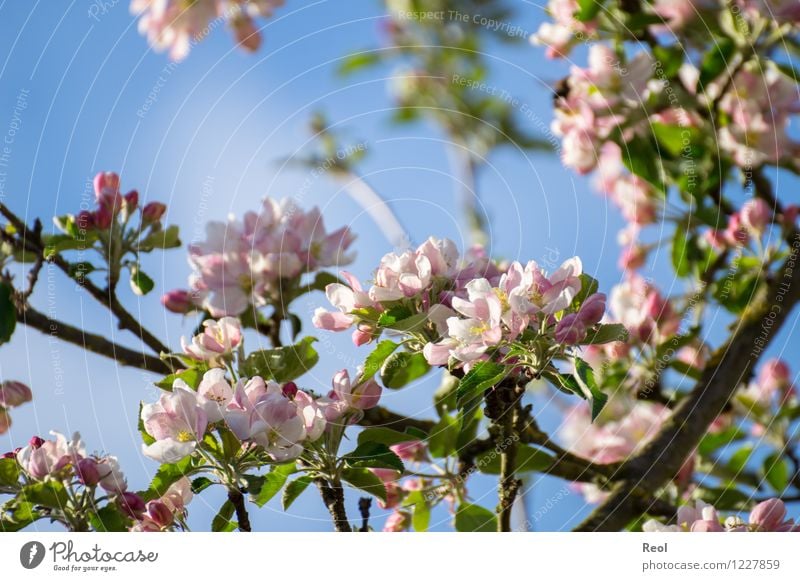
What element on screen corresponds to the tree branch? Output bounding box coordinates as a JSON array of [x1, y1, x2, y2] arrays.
[[227, 488, 252, 532], [315, 478, 351, 532], [576, 239, 800, 531], [15, 303, 171, 374]]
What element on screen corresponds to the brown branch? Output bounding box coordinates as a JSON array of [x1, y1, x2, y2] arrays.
[[16, 303, 171, 374], [1, 202, 171, 357], [227, 488, 252, 532], [315, 478, 351, 532], [576, 239, 800, 531]]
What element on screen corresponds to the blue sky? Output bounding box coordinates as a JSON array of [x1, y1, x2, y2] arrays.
[[1, 1, 798, 531]]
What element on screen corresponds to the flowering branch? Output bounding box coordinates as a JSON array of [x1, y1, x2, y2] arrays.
[[576, 245, 800, 531]]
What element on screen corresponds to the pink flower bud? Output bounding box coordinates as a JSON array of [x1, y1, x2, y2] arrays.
[[740, 198, 772, 236], [119, 492, 146, 518], [93, 172, 120, 199], [578, 293, 606, 326], [0, 381, 32, 408], [76, 458, 102, 486], [76, 210, 95, 231], [352, 326, 374, 347], [124, 190, 139, 211], [161, 289, 194, 314], [618, 245, 647, 270], [142, 202, 167, 223], [332, 370, 382, 410], [1, 450, 17, 459], [555, 313, 587, 345], [232, 15, 261, 52], [390, 441, 428, 463], [93, 205, 113, 230], [28, 436, 45, 449], [782, 204, 799, 228], [146, 500, 174, 528], [282, 382, 299, 399]]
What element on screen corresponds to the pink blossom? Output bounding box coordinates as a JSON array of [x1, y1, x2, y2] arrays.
[[184, 198, 355, 317], [181, 317, 243, 365], [390, 441, 428, 463], [750, 499, 799, 531], [332, 369, 382, 410], [131, 0, 222, 61], [17, 431, 86, 480], [530, 0, 597, 59], [555, 313, 587, 345], [141, 387, 209, 464], [195, 368, 235, 422]]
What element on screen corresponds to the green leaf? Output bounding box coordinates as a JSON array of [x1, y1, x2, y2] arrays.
[[241, 337, 319, 382], [454, 503, 497, 532], [427, 413, 459, 459], [138, 224, 181, 252], [89, 505, 128, 532], [763, 454, 790, 492], [574, 358, 607, 420], [583, 323, 628, 345], [652, 123, 702, 158], [455, 361, 507, 410], [653, 45, 685, 79], [727, 445, 754, 476], [42, 233, 97, 257], [129, 265, 155, 296], [671, 226, 702, 278], [476, 446, 554, 474], [211, 500, 236, 532], [341, 467, 387, 503], [0, 502, 39, 532], [697, 37, 736, 90], [0, 457, 20, 487], [282, 475, 314, 510], [574, 0, 603, 22], [0, 282, 17, 345], [698, 426, 745, 456], [572, 273, 599, 310], [362, 341, 400, 380], [380, 351, 430, 389], [411, 492, 431, 532], [697, 486, 750, 511], [342, 442, 404, 472], [252, 463, 297, 507], [357, 427, 421, 448], [141, 456, 192, 501], [191, 477, 215, 494], [22, 480, 69, 509], [154, 368, 202, 391], [620, 136, 664, 193], [337, 51, 381, 75], [378, 307, 428, 332]]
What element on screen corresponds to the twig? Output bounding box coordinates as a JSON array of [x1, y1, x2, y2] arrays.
[[358, 497, 372, 532]]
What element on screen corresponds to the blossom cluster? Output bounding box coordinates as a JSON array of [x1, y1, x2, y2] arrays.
[[164, 197, 355, 318], [131, 0, 284, 60], [314, 236, 609, 372], [142, 326, 381, 464], [644, 498, 800, 532], [0, 381, 32, 435]]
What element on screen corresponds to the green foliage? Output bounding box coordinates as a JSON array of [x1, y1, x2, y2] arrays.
[[381, 351, 430, 389], [342, 442, 404, 472], [282, 475, 314, 510], [251, 463, 297, 507], [0, 282, 16, 345], [342, 468, 388, 502], [454, 503, 497, 532], [241, 337, 320, 382]]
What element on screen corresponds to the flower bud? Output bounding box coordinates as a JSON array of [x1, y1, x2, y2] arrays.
[[124, 190, 139, 211], [232, 15, 261, 52], [0, 381, 32, 408], [93, 205, 113, 230], [161, 289, 194, 314], [757, 358, 791, 393], [390, 441, 428, 463], [118, 492, 147, 518], [577, 293, 606, 326], [146, 500, 174, 528], [142, 202, 167, 223], [749, 498, 787, 532], [0, 409, 11, 435], [28, 436, 45, 449], [282, 382, 299, 399], [76, 210, 95, 231], [76, 457, 102, 486], [554, 313, 586, 345]]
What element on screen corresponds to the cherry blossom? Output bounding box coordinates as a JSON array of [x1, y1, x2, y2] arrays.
[[141, 386, 209, 464]]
